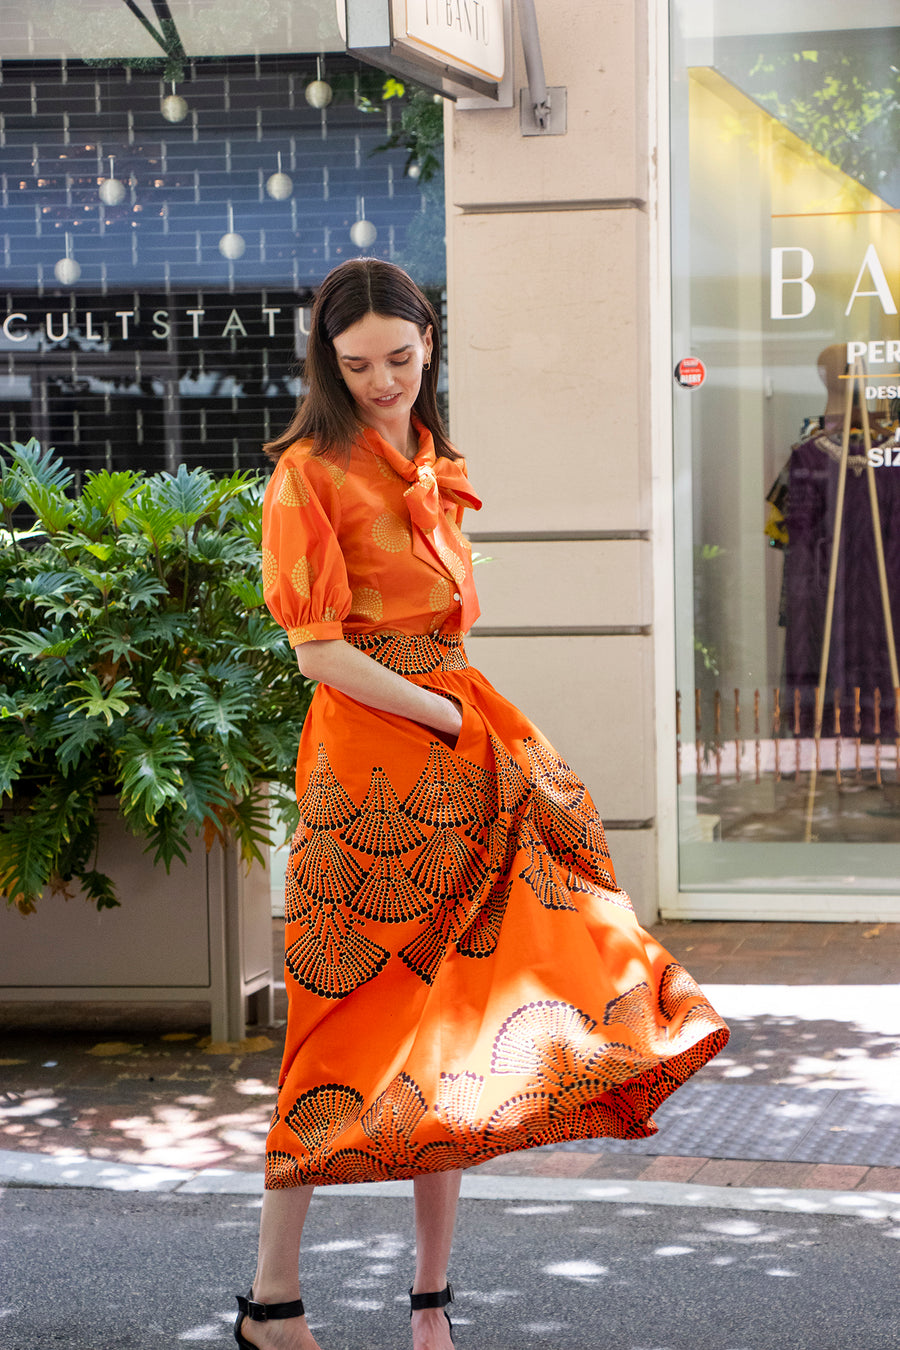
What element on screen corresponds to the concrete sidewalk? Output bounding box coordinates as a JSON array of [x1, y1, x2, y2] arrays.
[[1, 920, 899, 1201]]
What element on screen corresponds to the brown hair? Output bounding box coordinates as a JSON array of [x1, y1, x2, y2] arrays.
[[264, 258, 458, 463]]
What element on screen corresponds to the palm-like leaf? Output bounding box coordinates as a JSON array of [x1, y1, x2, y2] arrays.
[[65, 674, 135, 725], [226, 574, 266, 609], [140, 612, 191, 645], [5, 571, 81, 621], [0, 458, 28, 516], [143, 805, 192, 870], [2, 626, 80, 661], [79, 469, 141, 528], [153, 463, 216, 534], [0, 810, 57, 911], [240, 614, 288, 650], [178, 745, 233, 824], [225, 785, 272, 869], [125, 495, 183, 549], [187, 684, 251, 738], [119, 573, 168, 608], [24, 483, 78, 534], [48, 713, 108, 773], [3, 439, 312, 911], [218, 739, 257, 797], [5, 438, 73, 491], [95, 630, 143, 664], [84, 541, 116, 563], [0, 733, 31, 798], [117, 728, 188, 821], [76, 869, 120, 910]]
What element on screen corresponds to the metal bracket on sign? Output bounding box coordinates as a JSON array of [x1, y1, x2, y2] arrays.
[[520, 85, 567, 136]]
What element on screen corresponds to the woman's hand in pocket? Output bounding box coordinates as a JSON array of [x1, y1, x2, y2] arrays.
[[424, 689, 463, 748]]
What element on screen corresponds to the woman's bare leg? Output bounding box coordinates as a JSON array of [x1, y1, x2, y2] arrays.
[[410, 1170, 462, 1350], [238, 1186, 322, 1350]]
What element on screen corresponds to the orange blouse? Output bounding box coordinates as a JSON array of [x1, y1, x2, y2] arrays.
[[262, 418, 483, 646]]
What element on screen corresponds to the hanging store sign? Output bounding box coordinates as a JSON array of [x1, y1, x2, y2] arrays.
[[340, 0, 508, 100], [398, 0, 504, 81]]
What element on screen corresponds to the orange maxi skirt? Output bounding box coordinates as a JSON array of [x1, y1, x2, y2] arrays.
[[265, 631, 729, 1188]]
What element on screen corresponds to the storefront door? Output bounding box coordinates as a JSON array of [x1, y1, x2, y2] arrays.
[[669, 2, 900, 915]]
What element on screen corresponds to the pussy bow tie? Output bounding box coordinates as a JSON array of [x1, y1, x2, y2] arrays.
[[363, 424, 482, 627], [403, 450, 482, 535]]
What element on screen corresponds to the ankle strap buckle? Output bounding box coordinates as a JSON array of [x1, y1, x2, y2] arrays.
[[236, 1294, 268, 1322]]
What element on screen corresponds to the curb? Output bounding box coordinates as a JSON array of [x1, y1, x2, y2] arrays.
[[2, 1149, 898, 1221]]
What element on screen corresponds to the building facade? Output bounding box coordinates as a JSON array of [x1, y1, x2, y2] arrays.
[[0, 22, 445, 479], [449, 1, 900, 924], [4, 2, 899, 923]]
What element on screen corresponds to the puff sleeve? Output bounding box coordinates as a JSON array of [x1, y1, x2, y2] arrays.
[[261, 448, 353, 647]]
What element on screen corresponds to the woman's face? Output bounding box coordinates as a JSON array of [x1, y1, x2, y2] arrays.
[[332, 312, 432, 432]]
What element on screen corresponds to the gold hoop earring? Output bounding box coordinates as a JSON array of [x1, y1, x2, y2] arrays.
[[423, 359, 431, 370]]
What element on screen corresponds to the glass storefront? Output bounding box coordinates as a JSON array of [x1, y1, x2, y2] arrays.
[[1, 28, 445, 479], [670, 3, 900, 895]]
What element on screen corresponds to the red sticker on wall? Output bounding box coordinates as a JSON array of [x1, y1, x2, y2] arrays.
[[674, 356, 706, 388]]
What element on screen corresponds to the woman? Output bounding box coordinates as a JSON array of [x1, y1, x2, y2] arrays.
[[239, 259, 728, 1350]]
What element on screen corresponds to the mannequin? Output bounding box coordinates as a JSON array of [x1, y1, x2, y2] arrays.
[[817, 344, 849, 423], [779, 346, 900, 739]]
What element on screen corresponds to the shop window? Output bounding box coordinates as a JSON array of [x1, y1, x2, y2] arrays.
[[670, 4, 900, 893], [0, 53, 446, 480]]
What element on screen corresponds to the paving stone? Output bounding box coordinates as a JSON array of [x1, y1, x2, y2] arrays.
[[856, 1167, 900, 1192], [743, 1161, 816, 1189], [649, 919, 900, 984], [523, 1151, 598, 1178], [806, 1163, 869, 1190], [471, 1150, 552, 1177], [578, 1155, 651, 1180], [638, 1155, 706, 1182], [691, 1158, 760, 1187]]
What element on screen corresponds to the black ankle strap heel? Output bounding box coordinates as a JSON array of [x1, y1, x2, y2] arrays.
[[234, 1290, 305, 1348], [409, 1283, 454, 1342]]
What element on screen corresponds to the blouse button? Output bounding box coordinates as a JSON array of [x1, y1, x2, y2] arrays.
[[452, 592, 461, 602]]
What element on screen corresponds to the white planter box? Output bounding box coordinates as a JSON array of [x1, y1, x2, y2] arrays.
[[0, 803, 274, 1042]]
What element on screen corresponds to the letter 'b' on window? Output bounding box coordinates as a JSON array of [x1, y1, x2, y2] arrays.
[[770, 247, 816, 319]]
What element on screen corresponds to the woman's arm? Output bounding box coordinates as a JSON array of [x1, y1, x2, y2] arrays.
[[296, 639, 463, 739]]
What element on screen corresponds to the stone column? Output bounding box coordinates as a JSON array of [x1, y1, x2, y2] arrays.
[[445, 0, 659, 924]]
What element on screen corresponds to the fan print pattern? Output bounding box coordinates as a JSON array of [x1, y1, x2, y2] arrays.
[[267, 668, 729, 1187], [263, 427, 729, 1189], [280, 729, 622, 1001], [267, 984, 727, 1187]]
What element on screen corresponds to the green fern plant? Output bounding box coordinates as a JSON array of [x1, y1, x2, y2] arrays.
[[0, 440, 311, 914]]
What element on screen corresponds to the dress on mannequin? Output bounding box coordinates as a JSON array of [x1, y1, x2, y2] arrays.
[[777, 346, 900, 738]]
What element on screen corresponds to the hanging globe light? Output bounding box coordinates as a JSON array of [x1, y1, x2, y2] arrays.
[[98, 154, 127, 206], [218, 202, 246, 260], [350, 197, 377, 249], [266, 151, 293, 201], [54, 256, 81, 285], [161, 82, 189, 122], [305, 80, 333, 109], [305, 56, 333, 109], [350, 219, 377, 248], [54, 232, 81, 285]]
